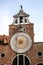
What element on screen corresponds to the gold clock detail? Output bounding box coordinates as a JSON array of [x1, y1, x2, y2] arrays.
[[15, 35, 27, 49]]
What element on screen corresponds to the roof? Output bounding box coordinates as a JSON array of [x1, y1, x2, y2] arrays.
[[13, 6, 29, 18]]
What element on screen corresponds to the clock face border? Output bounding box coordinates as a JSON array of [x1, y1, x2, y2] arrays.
[[10, 32, 32, 53]]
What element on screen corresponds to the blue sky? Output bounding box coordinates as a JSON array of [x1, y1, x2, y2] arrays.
[[0, 0, 43, 42]]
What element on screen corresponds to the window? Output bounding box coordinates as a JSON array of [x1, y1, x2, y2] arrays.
[[13, 56, 17, 65], [15, 19, 18, 23], [24, 28, 26, 31], [25, 56, 30, 65], [20, 16, 23, 20], [0, 40, 2, 45], [0, 64, 4, 65], [0, 40, 1, 43], [25, 19, 27, 23], [37, 63, 43, 65], [20, 16, 23, 23], [19, 55, 23, 65], [1, 53, 5, 57], [12, 55, 30, 65], [37, 51, 42, 57]]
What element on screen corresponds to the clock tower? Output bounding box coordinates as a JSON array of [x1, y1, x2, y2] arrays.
[[9, 6, 34, 65]]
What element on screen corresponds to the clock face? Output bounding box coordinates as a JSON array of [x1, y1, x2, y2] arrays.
[[10, 32, 32, 53]]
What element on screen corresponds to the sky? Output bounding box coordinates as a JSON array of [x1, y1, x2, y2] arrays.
[[0, 0, 43, 42]]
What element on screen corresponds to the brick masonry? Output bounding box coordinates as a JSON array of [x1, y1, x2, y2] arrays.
[[0, 23, 43, 65]]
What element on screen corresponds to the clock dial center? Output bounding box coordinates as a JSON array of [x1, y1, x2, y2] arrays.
[[16, 35, 27, 45], [18, 39, 23, 44], [10, 32, 32, 53]]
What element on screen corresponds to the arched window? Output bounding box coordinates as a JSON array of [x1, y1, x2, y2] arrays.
[[25, 19, 27, 23], [20, 16, 23, 23], [15, 19, 18, 23], [37, 62, 43, 65], [12, 55, 30, 65]]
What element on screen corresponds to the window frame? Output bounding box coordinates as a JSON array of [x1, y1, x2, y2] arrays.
[[36, 62, 43, 65], [12, 54, 31, 65]]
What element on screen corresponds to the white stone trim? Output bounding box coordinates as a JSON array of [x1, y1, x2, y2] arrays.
[[17, 55, 19, 65], [36, 62, 43, 65], [23, 55, 25, 65]]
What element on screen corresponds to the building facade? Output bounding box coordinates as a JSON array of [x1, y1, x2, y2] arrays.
[[0, 6, 43, 65]]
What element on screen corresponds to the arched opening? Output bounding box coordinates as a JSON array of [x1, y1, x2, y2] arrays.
[[15, 19, 18, 24], [12, 55, 30, 65], [37, 63, 43, 65], [20, 16, 23, 23]]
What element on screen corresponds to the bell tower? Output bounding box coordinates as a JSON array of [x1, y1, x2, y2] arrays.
[[9, 6, 34, 42]]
